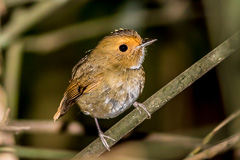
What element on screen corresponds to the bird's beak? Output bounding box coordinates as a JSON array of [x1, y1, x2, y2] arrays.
[[136, 38, 157, 49]]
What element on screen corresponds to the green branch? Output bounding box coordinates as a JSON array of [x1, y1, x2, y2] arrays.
[[184, 133, 240, 160], [3, 41, 24, 118], [0, 0, 71, 49], [72, 31, 240, 159], [186, 108, 240, 157], [0, 146, 78, 159], [23, 2, 193, 54]]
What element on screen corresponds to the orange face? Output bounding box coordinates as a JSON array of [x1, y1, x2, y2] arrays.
[[90, 29, 156, 70], [94, 35, 144, 69]]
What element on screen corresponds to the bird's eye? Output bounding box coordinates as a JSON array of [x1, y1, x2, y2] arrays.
[[119, 44, 128, 52]]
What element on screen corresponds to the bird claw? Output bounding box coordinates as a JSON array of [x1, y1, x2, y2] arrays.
[[133, 102, 151, 119], [94, 118, 115, 151], [99, 131, 115, 151]]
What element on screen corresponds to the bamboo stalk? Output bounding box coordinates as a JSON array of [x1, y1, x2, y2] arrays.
[[0, 145, 78, 159], [8, 120, 85, 135], [0, 0, 70, 48], [184, 133, 240, 160], [3, 41, 24, 118], [23, 2, 192, 54], [187, 109, 240, 157]]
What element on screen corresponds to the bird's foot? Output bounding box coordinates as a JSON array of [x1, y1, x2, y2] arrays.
[[98, 131, 115, 151], [133, 102, 151, 119], [95, 118, 115, 151]]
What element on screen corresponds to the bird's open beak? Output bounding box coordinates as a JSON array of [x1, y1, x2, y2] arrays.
[[136, 38, 157, 49]]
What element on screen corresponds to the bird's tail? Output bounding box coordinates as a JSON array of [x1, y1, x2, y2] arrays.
[[53, 96, 74, 121], [53, 81, 81, 121]]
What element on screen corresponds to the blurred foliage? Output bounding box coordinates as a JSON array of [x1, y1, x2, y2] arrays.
[[1, 0, 240, 159]]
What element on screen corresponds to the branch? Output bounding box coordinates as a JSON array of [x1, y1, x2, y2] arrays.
[[99, 134, 202, 160], [71, 31, 240, 158], [4, 0, 43, 7], [23, 1, 192, 53], [8, 120, 85, 135], [0, 145, 78, 159], [3, 41, 24, 118], [184, 133, 240, 160], [0, 0, 72, 48], [187, 108, 240, 157], [0, 125, 30, 132], [0, 108, 30, 133]]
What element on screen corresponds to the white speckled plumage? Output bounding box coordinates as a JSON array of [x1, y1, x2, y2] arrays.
[[76, 67, 145, 118]]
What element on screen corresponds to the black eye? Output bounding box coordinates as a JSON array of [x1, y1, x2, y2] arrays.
[[119, 44, 128, 52]]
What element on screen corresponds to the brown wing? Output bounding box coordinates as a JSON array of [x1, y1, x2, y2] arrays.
[[71, 55, 88, 79], [53, 74, 102, 121]]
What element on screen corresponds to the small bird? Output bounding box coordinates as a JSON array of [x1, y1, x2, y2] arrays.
[[53, 28, 157, 150]]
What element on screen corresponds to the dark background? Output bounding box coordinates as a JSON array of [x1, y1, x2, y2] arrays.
[[1, 0, 240, 159]]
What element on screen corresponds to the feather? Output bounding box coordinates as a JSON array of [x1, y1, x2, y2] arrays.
[[53, 74, 103, 121]]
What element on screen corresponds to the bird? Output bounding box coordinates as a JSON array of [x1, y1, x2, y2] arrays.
[[53, 28, 157, 151]]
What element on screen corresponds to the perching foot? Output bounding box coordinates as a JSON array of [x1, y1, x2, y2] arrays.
[[94, 118, 115, 151], [98, 130, 115, 151], [133, 102, 151, 119]]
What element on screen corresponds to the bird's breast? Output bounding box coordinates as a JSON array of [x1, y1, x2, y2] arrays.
[[76, 68, 145, 119]]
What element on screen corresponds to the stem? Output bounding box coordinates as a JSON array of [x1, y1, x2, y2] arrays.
[[184, 133, 240, 160], [187, 109, 240, 157], [8, 120, 85, 135], [23, 2, 193, 54], [0, 145, 78, 159], [0, 0, 70, 49], [3, 41, 24, 118]]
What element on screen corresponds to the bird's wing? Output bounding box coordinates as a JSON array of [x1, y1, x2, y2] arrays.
[[71, 55, 88, 79], [53, 73, 103, 121]]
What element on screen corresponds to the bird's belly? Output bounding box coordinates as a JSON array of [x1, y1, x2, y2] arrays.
[[76, 70, 145, 119]]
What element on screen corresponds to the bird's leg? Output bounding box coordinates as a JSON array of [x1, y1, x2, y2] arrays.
[[94, 118, 115, 151], [133, 102, 151, 119]]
